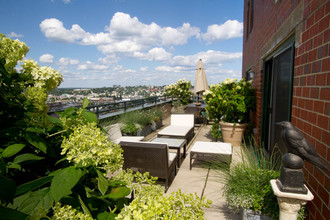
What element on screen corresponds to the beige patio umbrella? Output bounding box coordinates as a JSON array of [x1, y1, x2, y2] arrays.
[[193, 59, 209, 99]]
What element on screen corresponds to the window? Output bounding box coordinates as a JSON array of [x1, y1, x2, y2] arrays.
[[246, 0, 254, 39]]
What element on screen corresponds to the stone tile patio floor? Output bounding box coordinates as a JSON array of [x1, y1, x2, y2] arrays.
[[144, 116, 242, 219]]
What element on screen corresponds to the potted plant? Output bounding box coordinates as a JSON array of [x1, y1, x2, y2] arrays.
[[203, 78, 255, 145]]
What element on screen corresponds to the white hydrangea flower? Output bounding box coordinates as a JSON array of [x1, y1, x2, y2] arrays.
[[61, 123, 123, 172]]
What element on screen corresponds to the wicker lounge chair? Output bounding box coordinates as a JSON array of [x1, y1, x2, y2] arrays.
[[107, 123, 144, 144], [157, 114, 194, 141], [120, 141, 178, 189]]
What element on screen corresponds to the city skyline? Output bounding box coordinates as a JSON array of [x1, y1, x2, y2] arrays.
[[1, 0, 244, 87]]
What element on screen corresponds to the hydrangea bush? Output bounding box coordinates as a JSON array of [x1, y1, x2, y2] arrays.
[[117, 189, 211, 220], [164, 79, 192, 104], [52, 203, 93, 220], [0, 33, 29, 72], [21, 59, 63, 91], [61, 122, 123, 173], [203, 78, 255, 123], [114, 170, 211, 220]]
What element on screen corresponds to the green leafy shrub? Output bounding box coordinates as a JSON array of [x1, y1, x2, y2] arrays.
[[114, 170, 212, 220]]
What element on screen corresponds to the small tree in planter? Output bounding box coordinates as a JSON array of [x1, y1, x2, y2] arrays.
[[203, 79, 255, 145]]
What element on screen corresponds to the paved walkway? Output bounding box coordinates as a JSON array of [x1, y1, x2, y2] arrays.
[[167, 125, 241, 220], [145, 117, 242, 219]]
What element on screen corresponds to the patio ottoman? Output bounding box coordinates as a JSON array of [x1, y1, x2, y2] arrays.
[[190, 141, 232, 170]]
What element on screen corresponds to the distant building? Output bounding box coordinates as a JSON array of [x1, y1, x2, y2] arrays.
[[73, 89, 91, 92], [242, 0, 329, 219]]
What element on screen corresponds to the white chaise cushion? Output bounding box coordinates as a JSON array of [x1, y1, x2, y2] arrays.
[[158, 126, 192, 137], [170, 114, 194, 127]]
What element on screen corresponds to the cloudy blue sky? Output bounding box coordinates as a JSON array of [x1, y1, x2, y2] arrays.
[[1, 0, 244, 88]]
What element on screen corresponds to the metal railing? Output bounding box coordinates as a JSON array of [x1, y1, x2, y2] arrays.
[[84, 96, 173, 119]]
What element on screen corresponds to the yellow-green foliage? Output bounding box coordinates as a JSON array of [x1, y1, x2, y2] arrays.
[[21, 59, 63, 91], [0, 33, 29, 72], [117, 189, 211, 220], [61, 122, 123, 173], [52, 203, 93, 220]]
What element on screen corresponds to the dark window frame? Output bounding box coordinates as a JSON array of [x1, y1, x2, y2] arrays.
[[246, 0, 254, 40]]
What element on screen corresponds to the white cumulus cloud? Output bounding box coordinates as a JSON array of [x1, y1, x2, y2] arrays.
[[132, 47, 172, 61], [140, 66, 148, 71], [170, 50, 242, 67], [40, 12, 200, 56], [58, 57, 79, 65], [39, 54, 54, 63], [200, 20, 243, 43], [40, 18, 87, 43], [77, 61, 109, 71], [6, 32, 24, 38]]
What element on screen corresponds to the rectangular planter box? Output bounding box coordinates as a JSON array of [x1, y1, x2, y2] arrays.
[[137, 124, 153, 136], [151, 120, 163, 131]]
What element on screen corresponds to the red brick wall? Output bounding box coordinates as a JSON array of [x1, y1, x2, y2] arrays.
[[294, 1, 329, 219], [242, 0, 329, 219], [243, 0, 301, 138]]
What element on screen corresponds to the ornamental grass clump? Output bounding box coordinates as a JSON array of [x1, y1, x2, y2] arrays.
[[223, 141, 281, 219], [204, 138, 281, 219], [164, 79, 192, 105]]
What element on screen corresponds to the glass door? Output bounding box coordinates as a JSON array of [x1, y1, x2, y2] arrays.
[[261, 41, 295, 153]]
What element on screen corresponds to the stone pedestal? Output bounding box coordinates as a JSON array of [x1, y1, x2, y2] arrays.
[[270, 180, 314, 220]]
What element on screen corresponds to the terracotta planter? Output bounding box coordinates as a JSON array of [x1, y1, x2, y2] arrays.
[[220, 122, 247, 146]]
